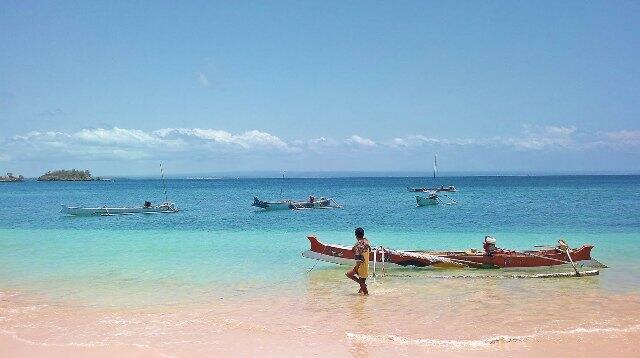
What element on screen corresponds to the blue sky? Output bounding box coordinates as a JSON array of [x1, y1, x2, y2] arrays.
[[1, 1, 639, 176]]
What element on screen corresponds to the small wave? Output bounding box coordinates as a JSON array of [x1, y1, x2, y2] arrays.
[[346, 324, 640, 349]]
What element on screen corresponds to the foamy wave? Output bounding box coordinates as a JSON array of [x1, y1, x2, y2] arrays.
[[346, 324, 640, 349], [1, 328, 109, 348]]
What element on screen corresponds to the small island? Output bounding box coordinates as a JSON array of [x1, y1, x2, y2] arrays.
[[0, 173, 24, 182], [38, 169, 95, 181]]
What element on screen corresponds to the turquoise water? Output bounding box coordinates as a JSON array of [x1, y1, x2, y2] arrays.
[[1, 176, 639, 306]]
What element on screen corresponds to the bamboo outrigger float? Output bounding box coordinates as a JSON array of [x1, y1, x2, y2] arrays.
[[302, 236, 606, 273]]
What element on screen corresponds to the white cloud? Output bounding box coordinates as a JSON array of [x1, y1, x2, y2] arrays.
[[74, 127, 158, 145], [605, 130, 640, 146], [545, 125, 577, 136], [346, 135, 376, 147], [384, 125, 579, 150], [1, 125, 637, 165], [505, 125, 576, 150], [1, 127, 295, 162], [306, 137, 339, 149], [390, 138, 409, 148], [156, 128, 291, 150], [386, 135, 490, 148], [12, 131, 70, 141], [197, 73, 210, 87]]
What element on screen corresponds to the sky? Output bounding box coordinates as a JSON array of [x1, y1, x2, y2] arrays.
[[1, 1, 639, 177]]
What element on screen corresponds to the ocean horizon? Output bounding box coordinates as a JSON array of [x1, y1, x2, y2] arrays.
[[10, 171, 640, 180]]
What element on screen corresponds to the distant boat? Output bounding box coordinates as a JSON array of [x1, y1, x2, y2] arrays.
[[407, 154, 458, 192], [415, 192, 439, 206], [60, 163, 179, 216], [61, 202, 178, 216], [252, 196, 341, 211], [253, 171, 342, 210], [408, 185, 457, 192]]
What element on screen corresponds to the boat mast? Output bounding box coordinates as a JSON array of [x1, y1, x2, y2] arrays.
[[433, 154, 438, 179], [160, 163, 168, 203], [280, 170, 285, 198]]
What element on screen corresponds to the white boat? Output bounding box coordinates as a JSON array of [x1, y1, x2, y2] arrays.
[[252, 196, 341, 211], [61, 202, 179, 216], [415, 192, 439, 206], [61, 163, 180, 216]]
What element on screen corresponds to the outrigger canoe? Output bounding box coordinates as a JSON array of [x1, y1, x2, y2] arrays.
[[252, 197, 341, 211], [302, 236, 606, 270], [408, 185, 457, 192], [61, 202, 179, 216]]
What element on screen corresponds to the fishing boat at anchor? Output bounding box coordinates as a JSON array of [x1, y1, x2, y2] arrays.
[[407, 154, 457, 193], [61, 202, 179, 216], [407, 185, 457, 192], [252, 196, 341, 211], [60, 163, 179, 216], [415, 192, 439, 206], [302, 235, 606, 270]]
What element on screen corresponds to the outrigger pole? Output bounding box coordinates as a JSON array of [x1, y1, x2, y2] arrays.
[[160, 163, 168, 203]]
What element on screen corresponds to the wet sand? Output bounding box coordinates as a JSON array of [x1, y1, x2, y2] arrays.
[[2, 274, 640, 357]]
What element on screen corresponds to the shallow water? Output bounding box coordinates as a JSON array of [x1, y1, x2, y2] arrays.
[[1, 176, 639, 354]]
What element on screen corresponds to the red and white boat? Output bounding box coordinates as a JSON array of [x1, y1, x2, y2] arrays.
[[302, 236, 606, 270]]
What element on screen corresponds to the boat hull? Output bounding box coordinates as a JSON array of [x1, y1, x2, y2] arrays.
[[252, 197, 338, 210], [61, 203, 179, 216], [303, 236, 604, 269], [416, 195, 438, 206], [408, 186, 457, 192], [255, 201, 293, 210]]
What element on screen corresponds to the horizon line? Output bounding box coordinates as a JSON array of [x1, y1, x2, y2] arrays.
[[14, 170, 640, 180]]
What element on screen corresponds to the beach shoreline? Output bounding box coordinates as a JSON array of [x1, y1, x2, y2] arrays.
[[2, 285, 639, 357]]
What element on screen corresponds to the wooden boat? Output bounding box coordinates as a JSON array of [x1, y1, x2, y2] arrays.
[[302, 236, 606, 270], [408, 185, 457, 192], [252, 196, 341, 211], [61, 202, 179, 216]]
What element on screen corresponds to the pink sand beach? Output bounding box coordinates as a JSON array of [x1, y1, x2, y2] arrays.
[[2, 273, 639, 357]]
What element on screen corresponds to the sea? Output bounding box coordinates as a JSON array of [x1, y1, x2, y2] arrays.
[[1, 175, 639, 356]]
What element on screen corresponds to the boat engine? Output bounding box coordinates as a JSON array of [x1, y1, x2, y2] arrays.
[[484, 236, 497, 256]]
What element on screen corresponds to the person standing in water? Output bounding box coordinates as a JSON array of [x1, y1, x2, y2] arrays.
[[345, 227, 370, 295]]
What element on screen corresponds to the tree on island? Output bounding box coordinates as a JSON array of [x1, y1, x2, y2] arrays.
[[0, 173, 24, 182], [37, 169, 95, 181]]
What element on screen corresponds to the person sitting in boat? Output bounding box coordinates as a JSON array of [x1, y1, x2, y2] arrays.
[[144, 201, 152, 208], [483, 236, 498, 256], [345, 227, 370, 295], [309, 195, 315, 203]]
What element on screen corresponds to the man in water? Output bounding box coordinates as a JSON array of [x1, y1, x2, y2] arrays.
[[345, 227, 370, 295]]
